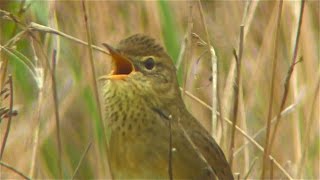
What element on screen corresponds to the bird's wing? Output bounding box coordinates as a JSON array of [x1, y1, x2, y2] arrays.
[[152, 106, 233, 179], [181, 112, 234, 180], [151, 107, 218, 179]]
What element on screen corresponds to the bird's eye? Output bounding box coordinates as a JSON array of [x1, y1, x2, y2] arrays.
[[144, 57, 155, 70]]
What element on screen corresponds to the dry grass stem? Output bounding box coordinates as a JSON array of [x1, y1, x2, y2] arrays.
[[0, 46, 37, 79], [229, 24, 244, 167], [239, 88, 249, 172], [0, 161, 30, 180], [29, 22, 109, 55], [270, 157, 274, 179], [269, 0, 305, 151], [72, 140, 93, 179], [243, 157, 258, 180], [197, 0, 219, 141], [261, 1, 283, 178], [227, 0, 250, 168], [28, 37, 43, 178], [81, 1, 111, 177], [50, 49, 62, 178], [175, 3, 194, 71], [181, 2, 194, 99], [235, 173, 240, 180], [29, 89, 42, 178]]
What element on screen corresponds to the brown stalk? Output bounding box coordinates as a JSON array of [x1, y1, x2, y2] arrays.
[[228, 1, 250, 168], [29, 22, 109, 55], [72, 140, 93, 179], [26, 35, 66, 180], [49, 8, 63, 179], [261, 1, 283, 178], [0, 161, 30, 180], [181, 2, 194, 99], [270, 157, 274, 179], [29, 86, 42, 178], [0, 75, 13, 160], [229, 24, 244, 167], [28, 37, 43, 178], [269, 0, 305, 154], [50, 49, 62, 178], [235, 173, 240, 180], [239, 90, 249, 173], [197, 0, 221, 141], [81, 1, 111, 178], [243, 157, 258, 180], [1, 9, 107, 55], [176, 2, 194, 72]]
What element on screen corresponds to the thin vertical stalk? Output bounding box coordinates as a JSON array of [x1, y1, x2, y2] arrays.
[[227, 0, 249, 167], [81, 1, 111, 178], [72, 140, 93, 179], [239, 91, 249, 173], [235, 173, 240, 180], [182, 2, 193, 99], [269, 0, 305, 155], [29, 89, 42, 178], [197, 1, 219, 140], [29, 37, 44, 178], [270, 157, 274, 179], [243, 157, 258, 180], [261, 1, 283, 178], [50, 50, 62, 178], [228, 25, 244, 167]]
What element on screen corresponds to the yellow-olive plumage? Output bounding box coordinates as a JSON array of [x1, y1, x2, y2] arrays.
[[102, 34, 233, 179]]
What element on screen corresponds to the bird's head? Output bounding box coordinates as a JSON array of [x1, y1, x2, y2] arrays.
[[101, 34, 181, 103]]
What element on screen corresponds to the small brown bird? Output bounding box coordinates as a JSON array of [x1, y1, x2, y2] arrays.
[[101, 34, 233, 179]]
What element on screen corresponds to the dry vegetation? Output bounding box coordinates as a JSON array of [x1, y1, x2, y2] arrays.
[[0, 0, 319, 179]]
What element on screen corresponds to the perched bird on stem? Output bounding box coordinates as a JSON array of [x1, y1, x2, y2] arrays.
[[101, 34, 233, 179]]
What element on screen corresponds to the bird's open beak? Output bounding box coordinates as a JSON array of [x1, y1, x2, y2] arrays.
[[100, 43, 135, 80]]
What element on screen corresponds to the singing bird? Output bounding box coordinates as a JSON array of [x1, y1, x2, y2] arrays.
[[101, 34, 233, 179]]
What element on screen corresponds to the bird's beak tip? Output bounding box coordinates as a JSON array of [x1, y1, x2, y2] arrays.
[[102, 43, 117, 55]]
